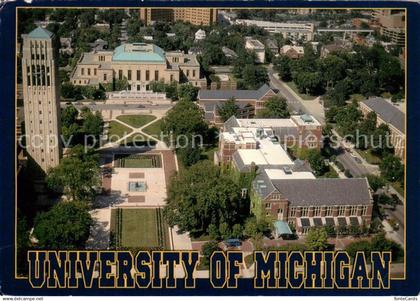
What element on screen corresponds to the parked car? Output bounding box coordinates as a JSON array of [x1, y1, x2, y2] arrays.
[[224, 239, 241, 248]]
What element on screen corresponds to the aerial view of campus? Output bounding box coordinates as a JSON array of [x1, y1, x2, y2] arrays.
[[16, 8, 406, 278]]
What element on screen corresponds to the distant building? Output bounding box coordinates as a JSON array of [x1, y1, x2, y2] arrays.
[[265, 39, 279, 55], [71, 42, 206, 90], [359, 97, 405, 159], [216, 115, 371, 236], [194, 29, 206, 41], [216, 115, 322, 166], [217, 10, 237, 25], [280, 45, 304, 59], [139, 8, 218, 26], [252, 170, 373, 235], [188, 47, 203, 55], [235, 19, 315, 41], [21, 27, 62, 172], [245, 38, 265, 63], [89, 38, 108, 51], [59, 37, 73, 55], [92, 23, 110, 33], [377, 12, 405, 46], [222, 46, 238, 59], [198, 84, 276, 125], [320, 41, 353, 58]]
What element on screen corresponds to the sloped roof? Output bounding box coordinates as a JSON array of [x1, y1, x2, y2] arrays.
[[271, 178, 372, 206], [361, 97, 405, 133], [198, 84, 273, 100], [28, 27, 53, 39]]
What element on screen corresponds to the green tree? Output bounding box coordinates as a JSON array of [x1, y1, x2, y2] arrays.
[[163, 161, 248, 237], [307, 149, 328, 176], [242, 65, 269, 90], [201, 241, 222, 268], [61, 105, 79, 128], [256, 96, 290, 118], [294, 71, 323, 95], [325, 79, 351, 107], [81, 110, 104, 138], [61, 82, 83, 100], [46, 149, 101, 202], [345, 240, 372, 259], [335, 104, 362, 137], [231, 224, 244, 239], [380, 154, 404, 183], [178, 83, 199, 102], [367, 174, 386, 192], [178, 145, 202, 167], [114, 77, 129, 91], [305, 228, 329, 251], [273, 55, 292, 81], [33, 201, 93, 249], [371, 124, 393, 155], [320, 55, 347, 88], [217, 97, 239, 122], [162, 100, 209, 145]]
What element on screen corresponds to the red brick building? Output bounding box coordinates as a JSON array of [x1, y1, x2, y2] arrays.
[[251, 169, 373, 235]]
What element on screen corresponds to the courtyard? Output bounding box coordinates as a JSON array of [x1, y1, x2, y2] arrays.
[[111, 153, 167, 206]]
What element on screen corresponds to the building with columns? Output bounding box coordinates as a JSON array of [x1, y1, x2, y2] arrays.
[[70, 42, 206, 90], [21, 27, 62, 172]]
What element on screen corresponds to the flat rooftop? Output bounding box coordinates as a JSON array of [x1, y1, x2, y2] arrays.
[[246, 39, 265, 49], [235, 137, 294, 167], [264, 168, 316, 180], [291, 114, 321, 126], [112, 43, 166, 63], [236, 118, 297, 128]]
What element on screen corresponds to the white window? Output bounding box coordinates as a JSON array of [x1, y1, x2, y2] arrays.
[[338, 206, 346, 216], [289, 207, 296, 217]]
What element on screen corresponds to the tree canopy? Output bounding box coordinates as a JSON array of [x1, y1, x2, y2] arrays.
[[46, 146, 101, 202], [305, 227, 329, 251], [161, 100, 209, 146], [217, 97, 239, 122], [380, 154, 404, 183], [163, 161, 249, 237], [33, 201, 93, 249], [256, 96, 290, 118]]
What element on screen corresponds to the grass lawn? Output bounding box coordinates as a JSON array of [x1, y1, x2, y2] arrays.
[[319, 166, 339, 178], [114, 154, 162, 168], [142, 119, 164, 138], [356, 149, 382, 165], [116, 115, 157, 128], [110, 208, 170, 249], [284, 81, 316, 101], [107, 121, 133, 142]]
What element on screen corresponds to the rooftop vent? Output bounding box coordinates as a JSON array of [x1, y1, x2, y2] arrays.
[[300, 114, 313, 123], [283, 167, 292, 174]]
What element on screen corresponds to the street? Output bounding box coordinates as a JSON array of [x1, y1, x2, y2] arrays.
[[267, 66, 325, 125]]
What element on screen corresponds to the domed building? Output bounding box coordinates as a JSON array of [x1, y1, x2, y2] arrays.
[[71, 42, 206, 90]]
